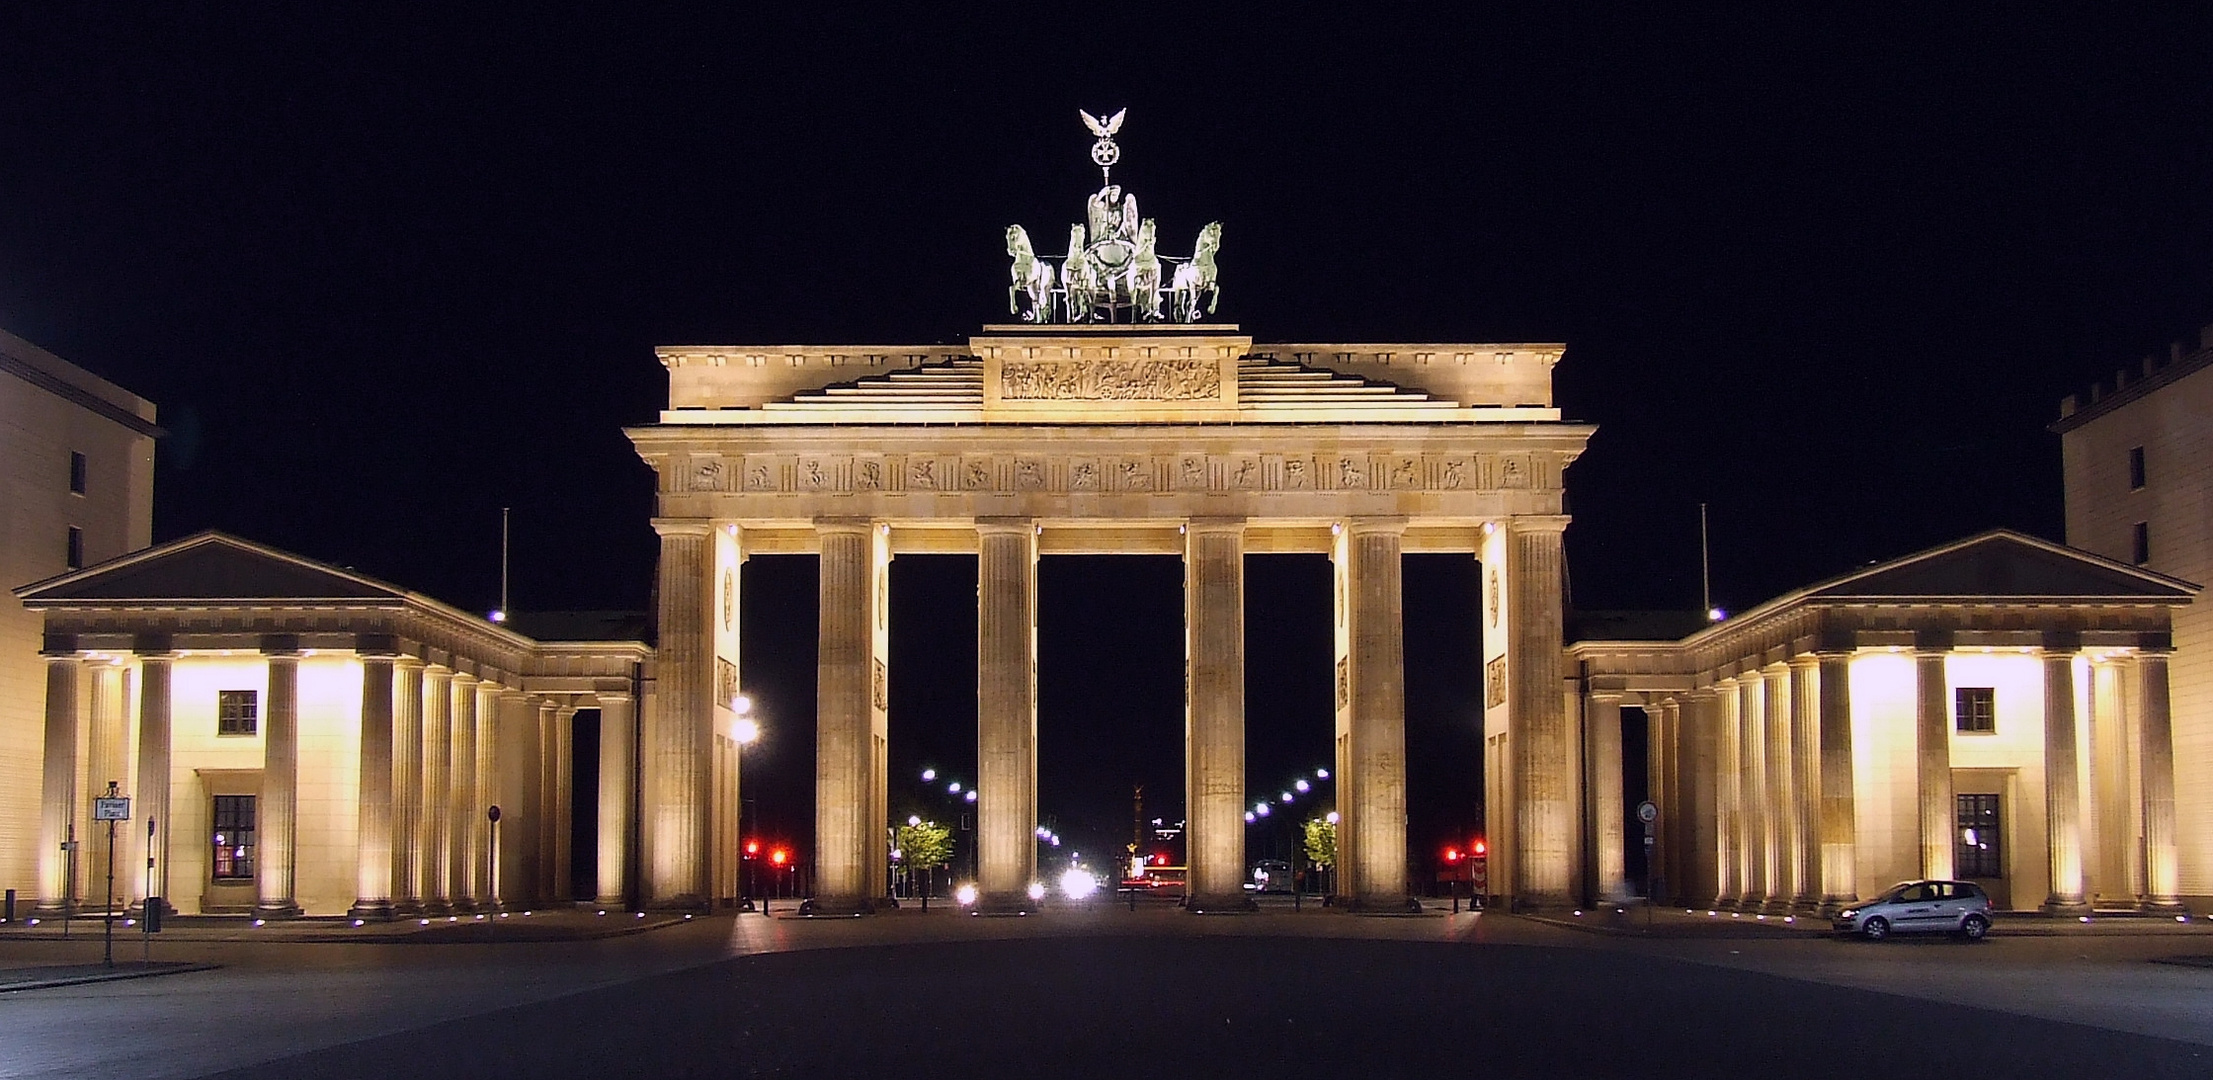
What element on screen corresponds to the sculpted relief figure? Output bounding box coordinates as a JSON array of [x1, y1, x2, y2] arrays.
[[1005, 225, 1058, 324], [1171, 221, 1223, 322]]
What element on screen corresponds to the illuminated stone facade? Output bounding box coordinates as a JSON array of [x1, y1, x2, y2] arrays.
[[0, 328, 156, 912], [2056, 337, 2213, 904], [1570, 531, 2196, 914], [16, 534, 645, 917], [630, 324, 1594, 911]]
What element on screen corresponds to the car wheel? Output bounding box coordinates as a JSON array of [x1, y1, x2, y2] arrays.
[[1958, 914, 1989, 942], [1861, 915, 1890, 941]]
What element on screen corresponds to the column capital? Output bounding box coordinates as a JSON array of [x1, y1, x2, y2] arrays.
[[1505, 514, 1572, 536], [1342, 515, 1409, 536], [812, 517, 876, 536], [394, 654, 427, 672], [975, 516, 1035, 535], [1788, 654, 1820, 672], [651, 518, 716, 539], [1586, 689, 1625, 704], [1183, 516, 1247, 535], [592, 691, 634, 706], [451, 671, 481, 687]]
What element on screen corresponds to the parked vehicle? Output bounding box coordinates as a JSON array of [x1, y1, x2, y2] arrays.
[[1832, 880, 1993, 941]]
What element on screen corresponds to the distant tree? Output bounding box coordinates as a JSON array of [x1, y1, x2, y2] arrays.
[[1302, 818, 1336, 869], [894, 819, 955, 895]]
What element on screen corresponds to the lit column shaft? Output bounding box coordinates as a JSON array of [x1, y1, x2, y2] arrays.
[[1737, 672, 1766, 908], [36, 651, 80, 912], [813, 520, 877, 913], [1816, 651, 1857, 910], [389, 657, 424, 915], [1587, 692, 1626, 901], [422, 665, 453, 914], [1506, 515, 1570, 907], [1763, 664, 1792, 909], [472, 680, 500, 906], [1789, 657, 1819, 909], [84, 661, 124, 900], [1714, 680, 1739, 904], [498, 690, 538, 906], [1184, 519, 1249, 910], [646, 520, 714, 908], [351, 651, 397, 920], [2139, 648, 2181, 908], [257, 647, 302, 917], [134, 646, 174, 909], [2041, 637, 2086, 911], [1339, 517, 1410, 908], [1914, 637, 1954, 880], [449, 672, 480, 912], [976, 519, 1038, 908], [1684, 692, 1722, 907], [596, 693, 636, 906]]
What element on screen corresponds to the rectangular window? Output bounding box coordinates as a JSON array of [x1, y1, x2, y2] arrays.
[[2133, 521, 2151, 565], [1954, 687, 1996, 734], [65, 526, 83, 571], [2128, 446, 2146, 490], [1955, 793, 2002, 879], [69, 451, 87, 495], [211, 795, 256, 880], [218, 690, 259, 736]]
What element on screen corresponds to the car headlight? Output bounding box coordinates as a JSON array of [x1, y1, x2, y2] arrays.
[[1838, 910, 1858, 919]]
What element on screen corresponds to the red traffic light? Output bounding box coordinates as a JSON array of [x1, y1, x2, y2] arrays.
[[1472, 839, 1487, 857], [1444, 848, 1461, 863], [744, 840, 759, 856], [770, 848, 789, 866]]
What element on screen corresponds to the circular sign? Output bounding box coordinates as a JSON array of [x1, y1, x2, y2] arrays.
[[1636, 801, 1658, 824], [487, 805, 502, 824]]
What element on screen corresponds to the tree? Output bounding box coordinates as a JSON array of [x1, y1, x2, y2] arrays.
[[894, 819, 955, 898], [1302, 818, 1336, 869]]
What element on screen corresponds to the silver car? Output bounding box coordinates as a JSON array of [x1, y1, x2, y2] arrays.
[[1832, 880, 1993, 941]]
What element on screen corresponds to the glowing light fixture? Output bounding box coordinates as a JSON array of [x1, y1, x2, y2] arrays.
[[1281, 792, 1294, 802], [956, 883, 979, 906], [1707, 607, 1727, 622], [965, 790, 978, 803], [1060, 868, 1099, 899], [1325, 812, 1340, 824], [909, 815, 922, 826], [921, 768, 937, 781], [488, 610, 507, 623], [1316, 769, 1330, 779], [948, 782, 961, 793], [1245, 812, 1256, 822], [1295, 780, 1310, 793], [733, 716, 760, 744]]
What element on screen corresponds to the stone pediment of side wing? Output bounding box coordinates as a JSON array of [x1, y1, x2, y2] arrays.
[[1805, 529, 2200, 603], [16, 531, 404, 604]]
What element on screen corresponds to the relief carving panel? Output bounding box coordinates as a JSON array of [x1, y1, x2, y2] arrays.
[[1000, 357, 1223, 401]]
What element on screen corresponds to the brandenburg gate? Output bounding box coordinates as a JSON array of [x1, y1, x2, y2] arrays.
[[624, 113, 1593, 913]]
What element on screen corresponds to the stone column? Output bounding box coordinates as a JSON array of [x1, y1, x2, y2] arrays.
[[540, 701, 574, 904], [84, 661, 124, 904], [1653, 700, 1682, 901], [2040, 634, 2088, 913], [256, 643, 302, 918], [422, 665, 453, 914], [1788, 657, 1819, 910], [812, 520, 878, 914], [1762, 664, 1793, 911], [1737, 672, 1767, 909], [1684, 691, 1721, 906], [498, 690, 539, 907], [1815, 649, 1857, 912], [449, 673, 481, 911], [867, 523, 891, 904], [1185, 519, 1251, 911], [596, 692, 636, 907], [133, 641, 174, 909], [36, 649, 80, 913], [976, 518, 1038, 911], [351, 649, 398, 921], [2138, 645, 2182, 909], [1334, 518, 1412, 909], [472, 680, 501, 907], [1914, 632, 1954, 880], [1714, 680, 1739, 904], [646, 520, 714, 909], [389, 656, 424, 916], [1505, 515, 1570, 908], [1586, 692, 1627, 901]]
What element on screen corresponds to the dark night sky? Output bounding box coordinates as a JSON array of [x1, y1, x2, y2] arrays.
[[7, 8, 2213, 872]]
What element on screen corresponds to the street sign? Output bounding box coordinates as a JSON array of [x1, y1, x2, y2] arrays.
[[487, 805, 501, 824], [93, 797, 131, 821], [1636, 800, 1658, 824]]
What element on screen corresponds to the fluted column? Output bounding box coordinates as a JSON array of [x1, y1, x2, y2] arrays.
[[1914, 633, 1954, 880], [497, 690, 539, 906], [1816, 649, 1857, 911], [1505, 515, 1570, 908], [976, 518, 1039, 911], [422, 665, 453, 914], [133, 642, 175, 910], [256, 643, 302, 918], [1762, 664, 1792, 911], [1788, 657, 1819, 909], [538, 701, 572, 903], [351, 649, 397, 920], [812, 520, 878, 914], [449, 674, 481, 911], [1683, 691, 1721, 906], [2139, 646, 2181, 909], [1185, 519, 1251, 911], [1587, 692, 1627, 902], [1737, 672, 1767, 908], [646, 520, 714, 909], [84, 661, 124, 904], [596, 692, 636, 906], [36, 650, 81, 913], [471, 679, 500, 907], [1334, 518, 1411, 909], [2040, 634, 2087, 912], [1714, 680, 1740, 904], [389, 657, 424, 916]]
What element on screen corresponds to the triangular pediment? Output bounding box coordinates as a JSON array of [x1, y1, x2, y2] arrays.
[[16, 531, 404, 604], [1804, 530, 2197, 602]]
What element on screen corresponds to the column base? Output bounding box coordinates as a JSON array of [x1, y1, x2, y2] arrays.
[[643, 896, 712, 914], [796, 896, 875, 917], [2042, 899, 2092, 917], [419, 900, 454, 917], [2140, 898, 2187, 913], [347, 900, 395, 922], [254, 901, 303, 920], [1345, 895, 1424, 915], [1183, 893, 1258, 914], [974, 892, 1036, 916], [392, 899, 424, 918]]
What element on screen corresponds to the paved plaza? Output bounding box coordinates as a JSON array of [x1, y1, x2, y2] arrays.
[[3, 903, 2211, 1079]]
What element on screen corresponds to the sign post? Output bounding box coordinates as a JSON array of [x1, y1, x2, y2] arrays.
[[92, 782, 131, 968], [1637, 800, 1660, 927], [486, 805, 502, 932]]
